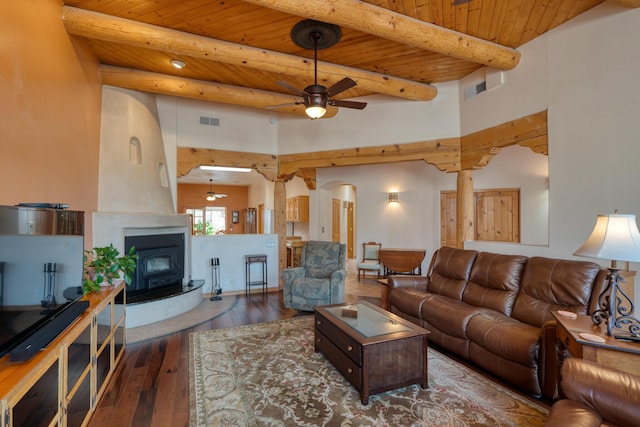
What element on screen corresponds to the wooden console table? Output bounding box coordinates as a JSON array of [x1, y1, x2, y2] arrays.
[[0, 282, 125, 427], [379, 248, 426, 276], [552, 312, 640, 377]]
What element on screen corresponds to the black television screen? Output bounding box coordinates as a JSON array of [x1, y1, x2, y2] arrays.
[[0, 206, 86, 362]]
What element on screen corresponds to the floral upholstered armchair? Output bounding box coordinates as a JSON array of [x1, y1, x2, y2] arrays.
[[282, 240, 347, 311]]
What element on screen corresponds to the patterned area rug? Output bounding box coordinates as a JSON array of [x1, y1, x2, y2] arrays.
[[189, 316, 548, 426]]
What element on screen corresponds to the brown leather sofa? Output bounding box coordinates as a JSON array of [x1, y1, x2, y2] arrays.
[[387, 246, 608, 399], [544, 358, 640, 427]]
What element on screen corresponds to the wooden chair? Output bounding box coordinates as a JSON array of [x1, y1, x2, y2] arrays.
[[357, 242, 382, 281]]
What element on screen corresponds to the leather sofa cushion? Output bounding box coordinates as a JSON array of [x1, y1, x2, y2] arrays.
[[512, 257, 601, 327], [388, 287, 432, 320], [463, 252, 528, 316], [422, 295, 483, 339], [466, 311, 540, 366], [427, 246, 478, 300]]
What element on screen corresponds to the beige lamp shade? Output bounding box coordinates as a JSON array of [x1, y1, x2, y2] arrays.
[[574, 214, 640, 262]]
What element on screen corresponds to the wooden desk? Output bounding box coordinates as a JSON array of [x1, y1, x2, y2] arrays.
[[552, 312, 640, 377], [379, 248, 426, 276]]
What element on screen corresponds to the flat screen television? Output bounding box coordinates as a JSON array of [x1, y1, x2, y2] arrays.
[[0, 205, 88, 362]]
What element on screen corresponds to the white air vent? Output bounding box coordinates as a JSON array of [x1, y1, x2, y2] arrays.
[[463, 81, 487, 100], [199, 116, 220, 126]]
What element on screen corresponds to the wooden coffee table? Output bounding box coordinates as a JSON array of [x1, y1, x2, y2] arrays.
[[314, 301, 430, 404]]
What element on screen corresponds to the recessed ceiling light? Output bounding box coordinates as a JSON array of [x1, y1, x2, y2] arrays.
[[199, 165, 252, 173], [170, 59, 186, 69]]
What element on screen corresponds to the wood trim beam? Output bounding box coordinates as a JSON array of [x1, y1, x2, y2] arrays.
[[177, 147, 278, 182], [278, 138, 461, 179], [296, 168, 317, 190], [243, 0, 520, 70], [456, 171, 475, 249], [618, 0, 640, 7], [460, 110, 548, 170], [273, 181, 288, 286], [99, 65, 338, 118], [63, 6, 438, 102]]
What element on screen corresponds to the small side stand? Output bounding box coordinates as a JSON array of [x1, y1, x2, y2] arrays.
[[210, 257, 222, 301]]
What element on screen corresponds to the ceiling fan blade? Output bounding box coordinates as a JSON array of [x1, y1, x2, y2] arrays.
[[267, 102, 302, 110], [329, 99, 367, 110], [276, 81, 308, 97], [326, 77, 357, 97]]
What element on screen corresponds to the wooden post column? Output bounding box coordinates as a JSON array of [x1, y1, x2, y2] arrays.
[[274, 180, 287, 287], [456, 170, 474, 248]]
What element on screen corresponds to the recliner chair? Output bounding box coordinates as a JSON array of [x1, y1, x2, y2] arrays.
[[282, 240, 347, 311], [543, 358, 640, 427]]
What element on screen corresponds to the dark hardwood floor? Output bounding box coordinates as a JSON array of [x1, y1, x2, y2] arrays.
[[89, 260, 383, 427]]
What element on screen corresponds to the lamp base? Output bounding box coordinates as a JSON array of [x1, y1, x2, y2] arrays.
[[614, 333, 640, 343]]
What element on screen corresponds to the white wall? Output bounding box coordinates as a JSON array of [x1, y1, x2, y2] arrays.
[[277, 82, 461, 153], [439, 145, 549, 245], [99, 87, 175, 214], [191, 234, 279, 294], [316, 161, 443, 269], [461, 1, 640, 267]]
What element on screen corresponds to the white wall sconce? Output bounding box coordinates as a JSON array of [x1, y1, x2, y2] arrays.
[[388, 192, 399, 204]]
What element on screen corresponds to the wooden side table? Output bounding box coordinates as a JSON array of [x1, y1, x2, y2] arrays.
[[552, 312, 640, 377], [245, 254, 267, 295], [377, 278, 389, 310]]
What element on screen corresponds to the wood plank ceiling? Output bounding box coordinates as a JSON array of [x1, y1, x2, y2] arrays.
[[61, 0, 625, 119]]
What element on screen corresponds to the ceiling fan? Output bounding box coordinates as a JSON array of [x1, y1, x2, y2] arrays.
[[271, 19, 367, 119], [206, 179, 227, 201]]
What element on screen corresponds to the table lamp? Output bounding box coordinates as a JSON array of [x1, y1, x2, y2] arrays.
[[574, 213, 640, 341]]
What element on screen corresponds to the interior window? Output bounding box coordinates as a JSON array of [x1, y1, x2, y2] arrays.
[[186, 207, 226, 235]]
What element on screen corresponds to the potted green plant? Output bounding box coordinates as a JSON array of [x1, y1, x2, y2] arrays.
[[83, 244, 138, 294]]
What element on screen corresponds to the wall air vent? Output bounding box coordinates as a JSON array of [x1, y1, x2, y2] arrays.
[[463, 80, 487, 101], [199, 116, 220, 126]]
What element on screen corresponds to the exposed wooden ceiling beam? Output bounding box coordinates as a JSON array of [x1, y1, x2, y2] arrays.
[[99, 65, 338, 118], [242, 0, 521, 71], [62, 6, 437, 102], [618, 0, 640, 7]]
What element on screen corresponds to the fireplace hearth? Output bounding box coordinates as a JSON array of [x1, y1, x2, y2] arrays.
[[124, 233, 185, 303]]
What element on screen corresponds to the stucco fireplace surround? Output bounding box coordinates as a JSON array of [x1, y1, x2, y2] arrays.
[[92, 212, 201, 327]]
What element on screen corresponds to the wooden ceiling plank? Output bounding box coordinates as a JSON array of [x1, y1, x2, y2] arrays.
[[477, 0, 498, 40], [465, 0, 483, 36], [496, 0, 524, 47], [486, 0, 510, 43], [63, 6, 438, 101], [414, 0, 433, 23], [241, 0, 521, 70], [453, 0, 469, 34], [505, 0, 535, 47], [516, 1, 550, 46], [533, 0, 565, 39]]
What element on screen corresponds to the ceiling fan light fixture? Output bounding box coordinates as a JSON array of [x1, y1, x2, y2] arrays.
[[206, 194, 216, 201], [306, 105, 326, 119], [305, 92, 327, 119]]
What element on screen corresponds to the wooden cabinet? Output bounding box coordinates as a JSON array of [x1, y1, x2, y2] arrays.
[[0, 282, 125, 427], [286, 196, 309, 222]]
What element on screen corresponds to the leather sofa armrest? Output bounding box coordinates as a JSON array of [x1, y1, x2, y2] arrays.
[[558, 358, 640, 426], [387, 275, 429, 292], [544, 400, 603, 427]]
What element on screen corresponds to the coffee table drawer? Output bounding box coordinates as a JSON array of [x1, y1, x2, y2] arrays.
[[315, 314, 361, 364], [315, 329, 361, 388]]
